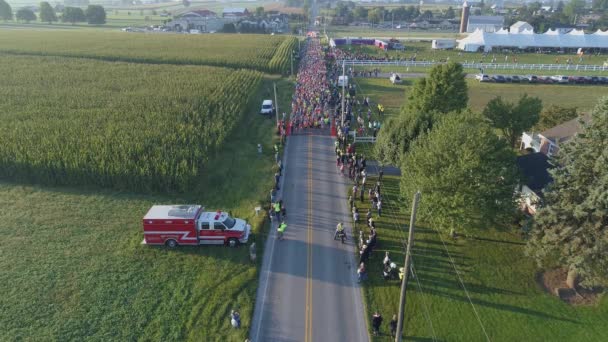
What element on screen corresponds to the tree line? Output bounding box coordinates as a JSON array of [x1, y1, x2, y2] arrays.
[[0, 0, 106, 25], [329, 1, 456, 25], [374, 63, 607, 287]]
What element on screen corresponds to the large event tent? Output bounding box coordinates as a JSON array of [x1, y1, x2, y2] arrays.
[[457, 28, 608, 52]]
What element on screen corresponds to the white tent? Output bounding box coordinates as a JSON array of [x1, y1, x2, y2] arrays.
[[457, 28, 608, 52]]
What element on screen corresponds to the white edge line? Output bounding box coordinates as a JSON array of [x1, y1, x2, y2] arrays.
[[251, 137, 290, 342]]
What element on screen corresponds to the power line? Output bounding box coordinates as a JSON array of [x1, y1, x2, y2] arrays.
[[347, 68, 490, 342], [435, 230, 491, 342], [346, 72, 437, 341]]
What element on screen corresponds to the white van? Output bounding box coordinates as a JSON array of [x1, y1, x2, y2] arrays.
[[260, 100, 274, 115], [338, 75, 349, 87]]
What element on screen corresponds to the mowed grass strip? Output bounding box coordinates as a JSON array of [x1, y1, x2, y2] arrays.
[[0, 54, 264, 193], [352, 173, 608, 341], [0, 77, 294, 342], [355, 77, 607, 113], [0, 30, 296, 73]]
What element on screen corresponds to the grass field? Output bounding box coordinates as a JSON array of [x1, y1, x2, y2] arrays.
[[0, 75, 294, 341], [353, 77, 607, 114], [338, 43, 607, 66], [0, 30, 297, 73], [327, 25, 460, 39], [350, 175, 608, 341], [0, 54, 263, 193]]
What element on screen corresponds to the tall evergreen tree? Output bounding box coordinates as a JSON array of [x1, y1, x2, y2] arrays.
[[400, 111, 518, 235], [527, 97, 608, 288]]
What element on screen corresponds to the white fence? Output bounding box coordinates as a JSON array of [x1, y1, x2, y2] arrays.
[[350, 131, 376, 143], [338, 60, 608, 72]]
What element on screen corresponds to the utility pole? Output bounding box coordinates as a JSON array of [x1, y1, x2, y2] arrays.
[[341, 60, 346, 126], [396, 191, 421, 342], [273, 82, 279, 126]]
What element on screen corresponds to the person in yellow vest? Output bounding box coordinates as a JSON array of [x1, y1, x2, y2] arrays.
[[278, 221, 287, 240], [274, 202, 281, 221]]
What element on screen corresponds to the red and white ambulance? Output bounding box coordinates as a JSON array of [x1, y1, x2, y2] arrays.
[[142, 205, 251, 247]]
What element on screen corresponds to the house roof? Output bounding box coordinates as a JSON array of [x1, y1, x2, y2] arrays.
[[511, 21, 532, 30], [516, 152, 552, 193], [223, 8, 248, 14], [180, 10, 217, 18], [468, 15, 504, 26], [540, 115, 590, 144]]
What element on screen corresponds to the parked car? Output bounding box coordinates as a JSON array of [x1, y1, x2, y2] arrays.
[[505, 75, 513, 82], [529, 75, 539, 83], [389, 73, 403, 84], [492, 75, 506, 83], [574, 76, 587, 84], [538, 76, 553, 84], [260, 100, 274, 115], [475, 74, 491, 82], [511, 75, 521, 83], [599, 76, 608, 84], [551, 75, 569, 84]]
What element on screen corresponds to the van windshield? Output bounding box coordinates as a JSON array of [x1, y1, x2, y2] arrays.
[[263, 104, 272, 109], [223, 217, 236, 229]]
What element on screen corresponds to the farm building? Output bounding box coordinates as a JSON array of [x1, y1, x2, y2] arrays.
[[516, 153, 552, 215], [510, 21, 533, 33], [457, 28, 608, 52], [223, 8, 250, 18], [521, 115, 591, 158], [466, 15, 504, 33], [167, 10, 227, 32]]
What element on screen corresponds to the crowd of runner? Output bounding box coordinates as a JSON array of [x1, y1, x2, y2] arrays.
[[290, 39, 334, 133]]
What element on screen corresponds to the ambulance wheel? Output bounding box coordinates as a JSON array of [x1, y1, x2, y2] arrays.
[[165, 239, 178, 248], [227, 238, 239, 248]]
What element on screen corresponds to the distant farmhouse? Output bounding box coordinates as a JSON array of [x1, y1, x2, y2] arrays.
[[223, 8, 249, 18], [467, 15, 504, 33]]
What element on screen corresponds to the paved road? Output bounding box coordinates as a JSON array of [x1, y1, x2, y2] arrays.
[[250, 130, 368, 342]]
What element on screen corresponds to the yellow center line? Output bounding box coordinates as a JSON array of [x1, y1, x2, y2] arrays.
[[305, 135, 314, 342]]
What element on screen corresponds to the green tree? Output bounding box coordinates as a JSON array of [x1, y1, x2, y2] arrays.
[[353, 6, 367, 20], [373, 109, 434, 166], [16, 7, 36, 22], [367, 8, 382, 25], [534, 105, 578, 132], [85, 5, 105, 24], [421, 9, 433, 19], [255, 6, 264, 18], [444, 6, 455, 19], [405, 62, 468, 114], [39, 1, 57, 23], [400, 111, 518, 235], [593, 0, 608, 10], [527, 97, 608, 288], [564, 0, 585, 22], [62, 6, 85, 24], [482, 94, 542, 148], [0, 0, 12, 21]]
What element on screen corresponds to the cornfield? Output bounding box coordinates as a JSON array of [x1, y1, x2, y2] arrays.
[[0, 55, 262, 193], [0, 31, 297, 74]]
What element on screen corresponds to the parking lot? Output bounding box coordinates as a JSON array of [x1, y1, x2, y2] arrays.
[[476, 73, 608, 85]]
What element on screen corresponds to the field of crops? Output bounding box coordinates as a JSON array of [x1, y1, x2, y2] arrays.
[[0, 55, 262, 193], [0, 31, 297, 74]]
